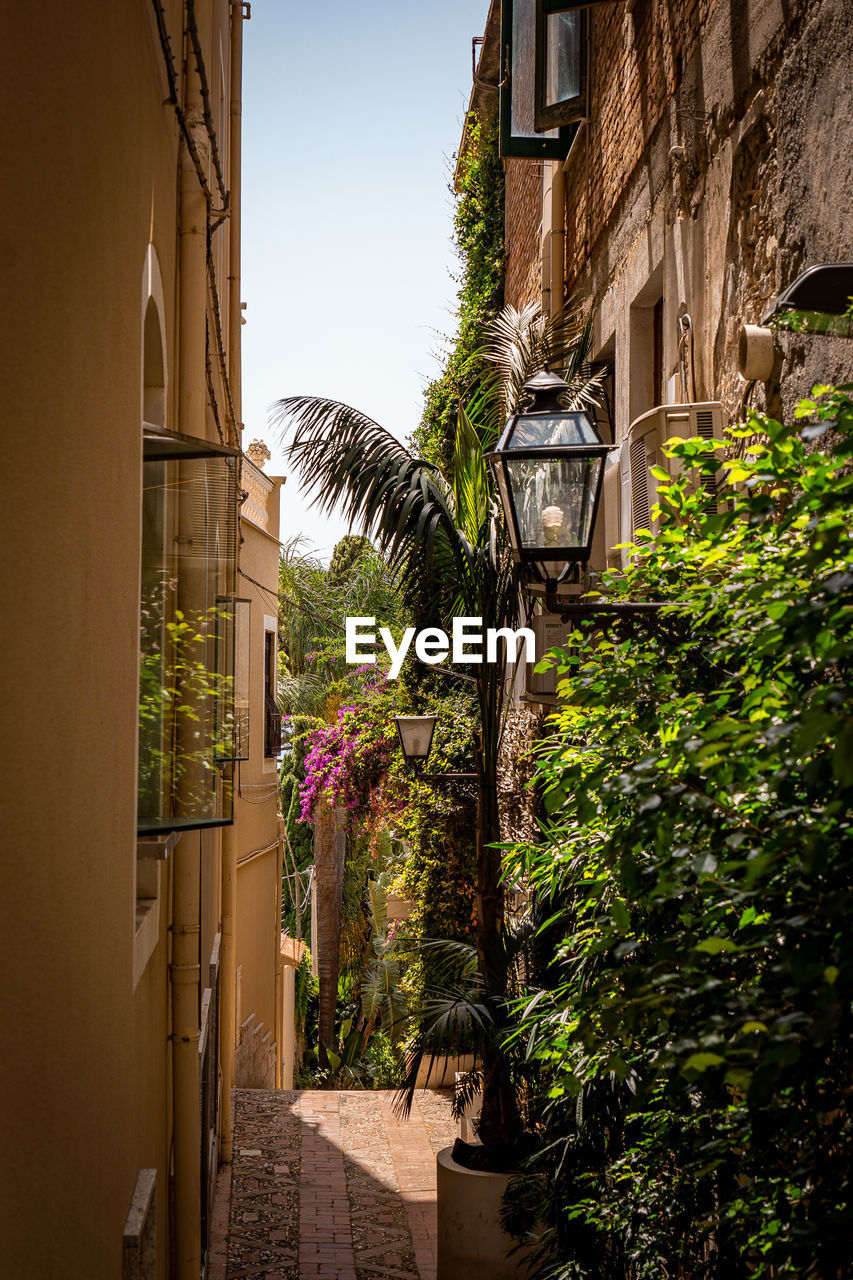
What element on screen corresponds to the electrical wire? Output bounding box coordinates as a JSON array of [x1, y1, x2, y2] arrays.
[[238, 568, 280, 601], [206, 245, 238, 444], [149, 0, 217, 210], [204, 318, 226, 444], [185, 0, 230, 214]]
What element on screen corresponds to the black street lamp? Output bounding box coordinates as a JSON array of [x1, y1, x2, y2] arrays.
[[484, 364, 613, 589]]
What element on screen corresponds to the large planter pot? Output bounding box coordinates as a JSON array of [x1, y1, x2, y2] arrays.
[[415, 1053, 475, 1089], [436, 1146, 534, 1280]]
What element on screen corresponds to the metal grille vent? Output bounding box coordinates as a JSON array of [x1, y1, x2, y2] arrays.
[[630, 437, 650, 529], [694, 408, 719, 505]]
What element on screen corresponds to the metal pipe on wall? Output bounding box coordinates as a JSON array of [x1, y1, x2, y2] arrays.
[[541, 160, 566, 321], [227, 1, 245, 440], [170, 0, 211, 1271], [219, 823, 237, 1162], [170, 838, 203, 1280], [550, 160, 566, 320], [219, 0, 247, 1165]]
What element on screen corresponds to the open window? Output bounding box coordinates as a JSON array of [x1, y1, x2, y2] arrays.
[[138, 426, 242, 833], [535, 2, 585, 133], [500, 0, 594, 157], [263, 626, 281, 759]]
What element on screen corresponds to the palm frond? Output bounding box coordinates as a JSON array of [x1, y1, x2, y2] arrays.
[[278, 671, 329, 717], [453, 402, 493, 547], [270, 395, 469, 593], [484, 302, 606, 419]]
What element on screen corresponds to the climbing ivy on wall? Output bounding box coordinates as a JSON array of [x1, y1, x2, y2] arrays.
[[507, 385, 853, 1278], [411, 110, 505, 478], [280, 715, 318, 940]]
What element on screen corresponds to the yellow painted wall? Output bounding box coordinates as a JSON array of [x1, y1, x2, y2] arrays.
[[0, 1, 238, 1274], [232, 471, 284, 1080], [236, 849, 281, 1042]]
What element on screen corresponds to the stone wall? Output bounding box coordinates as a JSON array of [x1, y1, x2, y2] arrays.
[[498, 703, 544, 847], [234, 1014, 277, 1090], [553, 0, 853, 424]]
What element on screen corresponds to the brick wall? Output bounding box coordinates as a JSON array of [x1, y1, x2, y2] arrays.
[[504, 157, 543, 309], [564, 0, 707, 293]]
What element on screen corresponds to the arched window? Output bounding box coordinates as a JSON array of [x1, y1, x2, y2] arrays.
[[141, 244, 167, 428], [143, 298, 165, 427]]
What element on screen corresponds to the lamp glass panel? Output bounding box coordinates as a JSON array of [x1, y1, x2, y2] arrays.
[[509, 411, 600, 449], [395, 716, 437, 761], [506, 455, 603, 550], [544, 11, 581, 106]]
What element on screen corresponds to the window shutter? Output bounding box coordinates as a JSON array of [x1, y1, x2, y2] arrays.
[[630, 436, 651, 533]]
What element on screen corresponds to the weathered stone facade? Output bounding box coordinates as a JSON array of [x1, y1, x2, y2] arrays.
[[498, 703, 545, 847], [494, 0, 853, 427]]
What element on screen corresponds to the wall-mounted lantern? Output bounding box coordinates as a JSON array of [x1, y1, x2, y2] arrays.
[[394, 716, 438, 768], [394, 714, 477, 784], [761, 262, 853, 338], [484, 364, 613, 589]]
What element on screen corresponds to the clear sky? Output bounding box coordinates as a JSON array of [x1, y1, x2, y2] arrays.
[[241, 0, 489, 560]]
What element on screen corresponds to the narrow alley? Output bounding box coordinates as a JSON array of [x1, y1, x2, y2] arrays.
[[209, 1090, 457, 1280]]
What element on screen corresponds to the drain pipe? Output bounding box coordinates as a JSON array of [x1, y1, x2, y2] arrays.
[[227, 1, 247, 442], [170, 841, 203, 1280], [549, 160, 566, 320], [171, 2, 210, 1273], [219, 0, 248, 1164], [220, 822, 237, 1162], [541, 159, 566, 321]]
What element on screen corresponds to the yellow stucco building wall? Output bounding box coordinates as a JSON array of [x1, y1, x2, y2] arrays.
[[0, 2, 282, 1276]]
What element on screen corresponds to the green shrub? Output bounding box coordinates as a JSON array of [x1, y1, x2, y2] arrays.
[[509, 386, 853, 1278]]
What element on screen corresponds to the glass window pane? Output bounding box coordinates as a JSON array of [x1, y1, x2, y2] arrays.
[[232, 598, 250, 762], [511, 0, 559, 139], [509, 412, 601, 448], [506, 455, 602, 550], [138, 446, 239, 833], [545, 11, 581, 107]]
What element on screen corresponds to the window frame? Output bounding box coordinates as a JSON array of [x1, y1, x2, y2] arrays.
[[500, 0, 577, 159], [137, 426, 241, 836], [534, 2, 588, 134], [262, 624, 281, 761]]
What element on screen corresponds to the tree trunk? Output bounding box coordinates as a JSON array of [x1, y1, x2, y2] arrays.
[[474, 669, 520, 1155], [313, 797, 346, 1071]]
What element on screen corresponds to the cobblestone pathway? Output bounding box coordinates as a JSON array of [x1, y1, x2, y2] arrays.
[[210, 1089, 457, 1280]]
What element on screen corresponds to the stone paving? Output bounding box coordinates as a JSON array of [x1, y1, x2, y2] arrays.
[[210, 1089, 457, 1280]]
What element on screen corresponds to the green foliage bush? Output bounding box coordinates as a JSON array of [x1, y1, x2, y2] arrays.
[[280, 714, 319, 938], [411, 111, 504, 477], [509, 387, 853, 1278]]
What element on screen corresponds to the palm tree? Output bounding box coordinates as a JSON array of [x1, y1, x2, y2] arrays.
[[271, 302, 605, 1151], [277, 533, 404, 1065], [278, 533, 402, 718]]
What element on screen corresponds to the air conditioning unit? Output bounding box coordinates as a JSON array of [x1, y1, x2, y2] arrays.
[[628, 402, 727, 538], [602, 447, 622, 569], [519, 612, 571, 705]]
